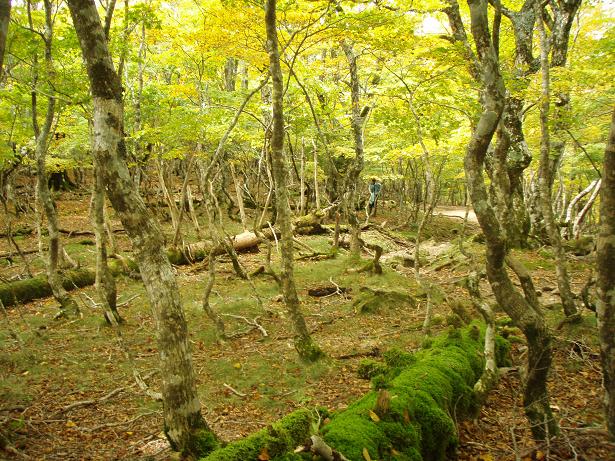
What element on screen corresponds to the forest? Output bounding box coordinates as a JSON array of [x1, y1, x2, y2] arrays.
[[0, 0, 614, 459]]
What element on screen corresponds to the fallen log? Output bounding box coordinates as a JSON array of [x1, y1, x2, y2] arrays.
[[200, 409, 314, 461], [167, 231, 262, 265], [0, 259, 133, 308], [320, 326, 510, 461], [197, 326, 510, 461]]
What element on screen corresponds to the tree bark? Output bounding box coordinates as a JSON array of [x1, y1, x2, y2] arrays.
[[264, 0, 323, 362], [463, 0, 557, 441], [341, 41, 365, 258], [33, 0, 79, 316], [0, 0, 9, 77], [91, 163, 121, 324], [597, 105, 615, 440], [66, 0, 216, 456], [536, 7, 578, 319], [572, 179, 601, 240]]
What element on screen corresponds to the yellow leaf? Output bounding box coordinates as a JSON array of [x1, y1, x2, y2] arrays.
[[368, 410, 380, 422], [477, 454, 493, 461], [65, 420, 76, 428], [535, 451, 545, 460], [362, 447, 372, 461], [233, 362, 242, 369]]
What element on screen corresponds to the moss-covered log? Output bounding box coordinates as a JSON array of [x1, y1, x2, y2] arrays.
[[200, 409, 313, 461], [320, 327, 507, 461], [196, 327, 508, 461], [0, 259, 134, 308], [0, 269, 95, 307]]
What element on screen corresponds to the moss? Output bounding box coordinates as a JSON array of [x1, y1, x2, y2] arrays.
[[185, 428, 219, 457], [383, 348, 416, 369], [495, 335, 512, 367], [445, 313, 464, 328], [0, 269, 96, 307], [358, 358, 388, 380], [294, 336, 325, 363], [200, 409, 313, 461], [321, 326, 492, 461], [352, 287, 416, 314]]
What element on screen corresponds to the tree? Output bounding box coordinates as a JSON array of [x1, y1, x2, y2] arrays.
[[31, 0, 80, 316], [461, 0, 557, 440], [597, 104, 615, 440], [0, 0, 9, 75], [535, 3, 578, 319], [265, 0, 323, 362], [341, 40, 365, 258], [65, 0, 217, 455]]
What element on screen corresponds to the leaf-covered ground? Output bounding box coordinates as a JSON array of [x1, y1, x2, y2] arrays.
[[1, 193, 613, 460]]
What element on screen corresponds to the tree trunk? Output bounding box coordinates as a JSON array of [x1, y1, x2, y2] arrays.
[[564, 179, 600, 239], [264, 0, 323, 362], [66, 0, 216, 456], [341, 41, 365, 258], [230, 163, 248, 230], [91, 164, 121, 324], [597, 105, 615, 440], [536, 8, 578, 319], [572, 179, 601, 240], [463, 0, 556, 441], [313, 140, 321, 210], [0, 0, 9, 77], [33, 0, 79, 316]]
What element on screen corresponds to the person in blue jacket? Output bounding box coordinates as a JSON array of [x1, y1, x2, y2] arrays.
[[368, 178, 382, 216]]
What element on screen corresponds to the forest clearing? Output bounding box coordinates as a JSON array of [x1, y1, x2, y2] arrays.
[[0, 0, 614, 460]]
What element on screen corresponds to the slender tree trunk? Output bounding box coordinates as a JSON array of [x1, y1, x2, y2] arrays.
[[230, 163, 248, 230], [313, 140, 321, 210], [67, 0, 216, 455], [342, 41, 365, 258], [91, 163, 121, 325], [464, 0, 556, 441], [33, 0, 79, 316], [0, 0, 10, 77], [572, 179, 601, 239], [536, 8, 578, 319], [565, 179, 599, 238], [264, 0, 323, 362], [597, 105, 615, 440], [300, 138, 306, 215]]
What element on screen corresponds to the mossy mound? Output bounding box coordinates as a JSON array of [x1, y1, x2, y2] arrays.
[[321, 326, 509, 461], [352, 287, 416, 314], [200, 409, 313, 461]]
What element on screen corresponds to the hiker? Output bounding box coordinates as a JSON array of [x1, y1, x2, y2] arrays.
[[368, 178, 382, 216]]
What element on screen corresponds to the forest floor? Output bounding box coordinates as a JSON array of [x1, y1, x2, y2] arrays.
[[0, 192, 613, 461]]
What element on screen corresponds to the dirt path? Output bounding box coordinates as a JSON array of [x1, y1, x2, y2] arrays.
[[433, 205, 478, 223]]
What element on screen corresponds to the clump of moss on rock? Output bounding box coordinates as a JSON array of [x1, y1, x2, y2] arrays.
[[200, 409, 313, 461]]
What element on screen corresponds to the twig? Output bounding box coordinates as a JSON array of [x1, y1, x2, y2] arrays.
[[61, 387, 124, 413], [267, 221, 279, 254], [223, 383, 247, 397], [221, 313, 268, 337], [117, 294, 140, 308], [78, 411, 159, 432]]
